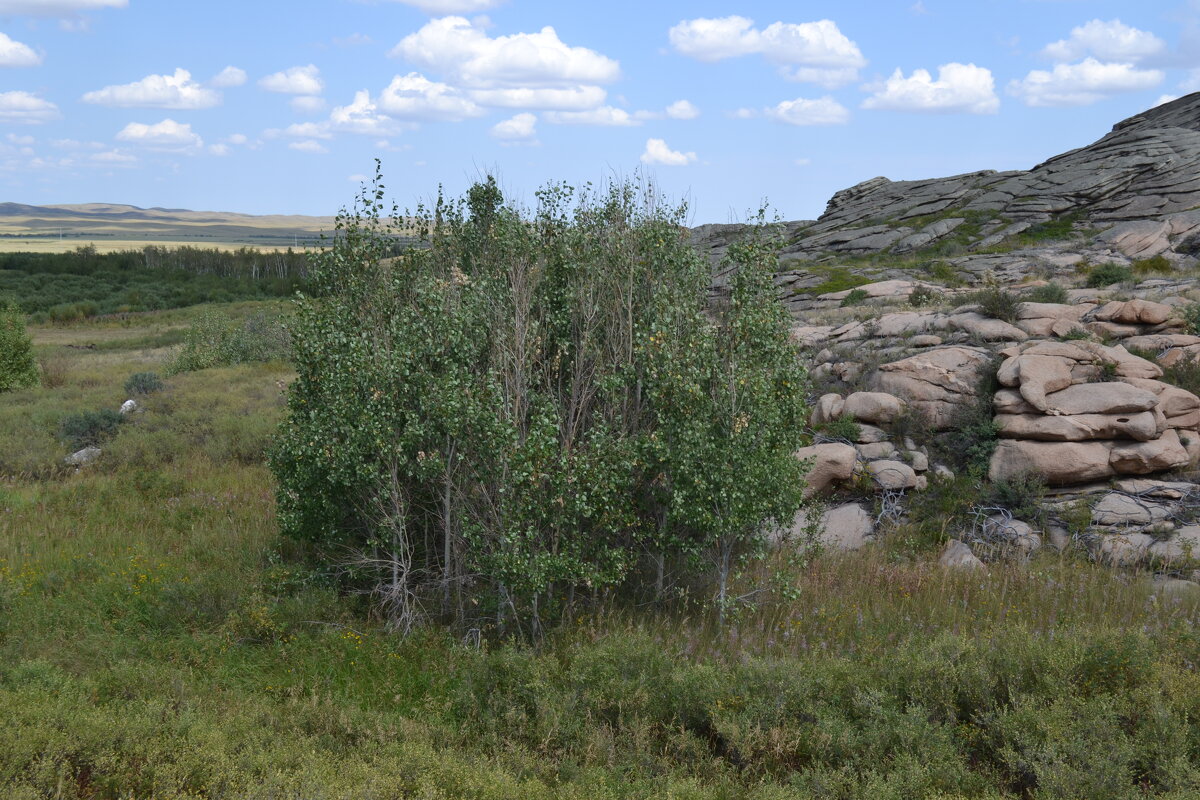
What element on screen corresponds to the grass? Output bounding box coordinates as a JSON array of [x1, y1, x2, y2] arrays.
[[5, 303, 1200, 797]]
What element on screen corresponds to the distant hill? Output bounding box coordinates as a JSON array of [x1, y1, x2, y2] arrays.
[[0, 202, 340, 252]]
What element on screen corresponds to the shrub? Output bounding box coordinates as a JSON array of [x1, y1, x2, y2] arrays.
[[1163, 353, 1200, 396], [804, 267, 871, 296], [926, 261, 963, 286], [0, 300, 37, 392], [1025, 282, 1068, 304], [1182, 302, 1200, 335], [986, 472, 1048, 523], [971, 286, 1022, 323], [815, 415, 861, 442], [167, 311, 290, 374], [908, 285, 942, 307], [60, 408, 123, 449], [124, 371, 164, 396], [839, 288, 869, 307], [1132, 254, 1172, 275], [1086, 263, 1134, 288], [272, 170, 810, 631]]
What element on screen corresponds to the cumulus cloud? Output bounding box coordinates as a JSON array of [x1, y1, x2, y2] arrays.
[[82, 68, 220, 109], [0, 0, 125, 15], [259, 64, 323, 95], [764, 96, 850, 126], [544, 106, 639, 126], [0, 90, 59, 123], [467, 85, 607, 110], [1009, 57, 1163, 106], [668, 16, 866, 87], [377, 72, 483, 121], [0, 33, 40, 67], [290, 96, 326, 114], [1156, 94, 1180, 106], [490, 112, 537, 142], [389, 0, 501, 12], [862, 63, 999, 114], [289, 139, 328, 154], [330, 90, 409, 136], [115, 118, 203, 151], [1042, 19, 1166, 63], [640, 138, 696, 166], [210, 66, 247, 88], [391, 16, 618, 110], [664, 99, 700, 119], [90, 149, 135, 165]]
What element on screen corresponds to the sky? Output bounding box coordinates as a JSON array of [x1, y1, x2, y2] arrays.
[[0, 0, 1199, 224]]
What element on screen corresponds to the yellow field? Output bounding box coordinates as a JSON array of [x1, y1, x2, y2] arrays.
[[0, 238, 317, 254]]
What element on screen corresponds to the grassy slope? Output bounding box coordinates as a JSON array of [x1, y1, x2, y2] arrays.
[[4, 304, 1200, 798]]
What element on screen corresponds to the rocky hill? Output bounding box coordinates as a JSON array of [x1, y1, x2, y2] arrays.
[[720, 93, 1200, 583]]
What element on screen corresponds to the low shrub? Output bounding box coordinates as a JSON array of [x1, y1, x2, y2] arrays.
[[815, 415, 861, 442], [986, 472, 1048, 523], [1182, 302, 1200, 335], [908, 285, 942, 307], [926, 261, 964, 286], [46, 300, 99, 324], [1086, 263, 1134, 288], [839, 288, 869, 307], [167, 311, 290, 374], [1163, 353, 1200, 396], [0, 300, 37, 392], [804, 267, 871, 296], [1025, 282, 1068, 304], [124, 371, 164, 396], [1132, 254, 1173, 275], [971, 286, 1023, 323], [60, 408, 123, 449]]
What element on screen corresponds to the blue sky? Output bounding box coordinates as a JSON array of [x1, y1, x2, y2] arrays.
[[0, 0, 1198, 223]]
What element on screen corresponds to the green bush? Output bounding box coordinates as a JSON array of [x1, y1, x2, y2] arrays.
[[167, 311, 290, 374], [908, 285, 942, 307], [1181, 302, 1200, 335], [1132, 254, 1172, 275], [1025, 282, 1068, 304], [272, 171, 810, 631], [987, 472, 1048, 523], [839, 288, 869, 307], [0, 301, 37, 392], [971, 286, 1022, 323], [802, 267, 871, 296], [123, 372, 164, 396], [60, 408, 123, 449], [815, 414, 861, 442], [1086, 263, 1134, 288]]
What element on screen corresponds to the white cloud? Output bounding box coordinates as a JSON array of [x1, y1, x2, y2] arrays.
[[544, 106, 639, 126], [330, 90, 409, 136], [226, 133, 248, 145], [378, 72, 483, 121], [290, 95, 326, 114], [289, 139, 327, 153], [115, 118, 203, 151], [1156, 94, 1180, 106], [392, 16, 618, 111], [665, 99, 700, 119], [0, 90, 59, 123], [1042, 19, 1166, 63], [207, 144, 229, 156], [348, 172, 369, 182], [730, 107, 757, 119], [668, 16, 866, 87], [90, 149, 135, 165], [490, 111, 537, 141], [82, 68, 220, 109], [640, 138, 696, 166], [6, 133, 33, 145], [862, 63, 999, 114], [210, 66, 247, 88], [794, 157, 812, 166], [276, 121, 333, 139], [1009, 57, 1164, 106], [0, 0, 125, 15], [764, 96, 849, 126], [0, 32, 40, 66], [259, 64, 323, 95], [467, 85, 607, 109], [1181, 68, 1200, 93], [389, 0, 501, 12]]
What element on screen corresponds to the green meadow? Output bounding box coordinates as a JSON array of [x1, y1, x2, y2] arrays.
[[3, 302, 1200, 798]]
